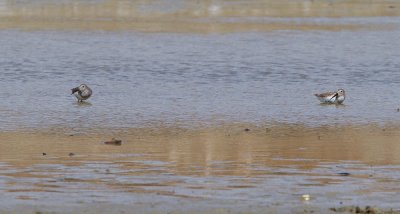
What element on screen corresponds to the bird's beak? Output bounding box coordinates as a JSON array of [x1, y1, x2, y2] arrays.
[[329, 93, 338, 101], [71, 87, 79, 94]]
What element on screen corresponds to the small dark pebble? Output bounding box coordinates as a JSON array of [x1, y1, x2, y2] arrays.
[[104, 138, 122, 146], [397, 108, 400, 112], [389, 5, 395, 8], [244, 128, 250, 132], [68, 152, 75, 156], [42, 153, 47, 156], [69, 134, 74, 137], [338, 172, 350, 176], [265, 128, 270, 133]]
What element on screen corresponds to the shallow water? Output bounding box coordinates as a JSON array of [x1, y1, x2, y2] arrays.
[[2, 160, 399, 213], [1, 126, 400, 213], [1, 19, 400, 130]]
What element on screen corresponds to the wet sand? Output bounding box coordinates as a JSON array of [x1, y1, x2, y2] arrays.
[[0, 0, 399, 32], [1, 124, 400, 213]]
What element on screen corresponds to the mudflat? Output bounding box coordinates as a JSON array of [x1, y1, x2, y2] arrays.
[[1, 124, 400, 213]]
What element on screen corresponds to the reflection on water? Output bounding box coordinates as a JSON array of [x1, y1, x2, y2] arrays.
[[74, 101, 92, 107], [0, 125, 400, 211]]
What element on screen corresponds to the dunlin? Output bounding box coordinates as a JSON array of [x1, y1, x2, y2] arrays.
[[71, 84, 92, 102], [314, 89, 345, 104]]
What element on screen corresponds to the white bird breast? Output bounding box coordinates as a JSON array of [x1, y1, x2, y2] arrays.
[[336, 95, 345, 103]]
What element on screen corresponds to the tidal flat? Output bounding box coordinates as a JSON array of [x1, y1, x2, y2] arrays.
[[1, 0, 400, 213], [1, 124, 400, 213]]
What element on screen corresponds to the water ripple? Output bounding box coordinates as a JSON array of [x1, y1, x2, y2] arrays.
[[1, 27, 400, 130]]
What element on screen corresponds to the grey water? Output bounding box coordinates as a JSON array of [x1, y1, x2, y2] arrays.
[[1, 20, 400, 130]]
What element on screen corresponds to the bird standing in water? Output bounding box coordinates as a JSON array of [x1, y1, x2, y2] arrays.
[[314, 89, 345, 104], [71, 84, 92, 102]]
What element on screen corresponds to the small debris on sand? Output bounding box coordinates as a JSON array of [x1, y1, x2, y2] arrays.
[[244, 128, 250, 132], [68, 152, 75, 156], [42, 153, 46, 156], [104, 138, 122, 146]]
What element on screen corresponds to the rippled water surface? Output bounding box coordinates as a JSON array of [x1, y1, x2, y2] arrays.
[[1, 19, 400, 130]]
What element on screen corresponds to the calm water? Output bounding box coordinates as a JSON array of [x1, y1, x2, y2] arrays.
[[1, 18, 400, 130]]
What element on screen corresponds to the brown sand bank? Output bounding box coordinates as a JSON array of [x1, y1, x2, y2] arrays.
[[0, 0, 399, 32], [1, 124, 400, 213], [2, 123, 400, 167]]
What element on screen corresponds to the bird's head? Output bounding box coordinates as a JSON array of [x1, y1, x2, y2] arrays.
[[71, 84, 88, 94], [337, 89, 345, 97]]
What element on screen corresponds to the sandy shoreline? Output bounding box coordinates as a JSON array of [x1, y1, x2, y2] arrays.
[[1, 123, 400, 213], [0, 0, 399, 32], [2, 123, 400, 166]]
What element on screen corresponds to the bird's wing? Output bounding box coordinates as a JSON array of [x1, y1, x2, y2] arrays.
[[314, 92, 334, 97]]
